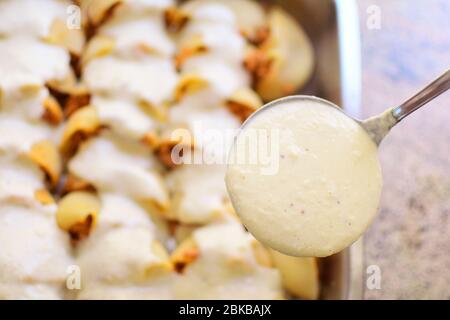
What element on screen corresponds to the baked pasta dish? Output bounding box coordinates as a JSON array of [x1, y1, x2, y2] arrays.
[[0, 0, 318, 299]]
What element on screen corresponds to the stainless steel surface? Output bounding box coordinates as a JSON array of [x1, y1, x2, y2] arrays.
[[271, 0, 363, 300], [392, 69, 450, 121]]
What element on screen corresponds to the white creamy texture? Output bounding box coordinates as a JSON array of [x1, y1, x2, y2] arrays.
[[189, 3, 237, 25], [0, 156, 45, 207], [174, 223, 283, 299], [75, 192, 172, 299], [194, 223, 250, 252], [182, 54, 250, 98], [83, 55, 178, 107], [0, 86, 48, 122], [97, 193, 155, 231], [168, 90, 240, 159], [0, 115, 55, 155], [99, 15, 175, 58], [165, 164, 231, 224], [182, 0, 267, 36], [0, 36, 70, 91], [0, 283, 62, 300], [174, 107, 239, 160], [69, 133, 167, 205], [116, 0, 175, 13], [175, 84, 223, 109], [226, 98, 383, 257], [0, 204, 73, 285], [0, 0, 67, 37], [80, 0, 174, 22], [179, 4, 245, 64], [76, 275, 175, 300], [76, 227, 163, 284], [93, 95, 157, 140], [178, 3, 248, 98]]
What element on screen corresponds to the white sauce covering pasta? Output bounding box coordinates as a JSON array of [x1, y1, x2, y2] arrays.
[[69, 133, 168, 205], [168, 89, 241, 158], [174, 223, 283, 299], [99, 14, 176, 58], [0, 283, 63, 300], [77, 227, 162, 283], [166, 163, 231, 224], [83, 55, 178, 107], [0, 0, 318, 300], [179, 4, 246, 63], [0, 156, 46, 206], [76, 278, 175, 300], [0, 0, 68, 37], [181, 54, 250, 98], [0, 116, 55, 155], [93, 95, 158, 140], [0, 36, 70, 91], [114, 0, 175, 13], [0, 0, 82, 301], [0, 204, 74, 299], [75, 193, 173, 298], [96, 193, 156, 231], [0, 87, 49, 122]]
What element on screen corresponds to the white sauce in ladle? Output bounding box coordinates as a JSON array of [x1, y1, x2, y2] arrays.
[[226, 97, 382, 257]]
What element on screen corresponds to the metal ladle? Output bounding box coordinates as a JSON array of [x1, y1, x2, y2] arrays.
[[362, 68, 450, 145], [244, 69, 450, 145], [226, 68, 450, 260]]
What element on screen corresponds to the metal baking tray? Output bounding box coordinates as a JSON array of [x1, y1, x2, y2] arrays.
[[269, 0, 364, 300]]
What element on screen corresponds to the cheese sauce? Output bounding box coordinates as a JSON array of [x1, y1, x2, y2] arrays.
[[68, 133, 168, 206], [0, 0, 67, 37], [0, 116, 55, 155], [226, 98, 382, 257], [83, 55, 178, 107], [0, 156, 46, 206], [165, 163, 231, 224], [99, 15, 175, 58], [181, 54, 250, 97], [0, 204, 74, 299], [174, 223, 283, 299], [0, 36, 70, 91], [92, 96, 158, 140]]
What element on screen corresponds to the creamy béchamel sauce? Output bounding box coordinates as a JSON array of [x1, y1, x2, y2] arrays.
[[226, 97, 382, 257]]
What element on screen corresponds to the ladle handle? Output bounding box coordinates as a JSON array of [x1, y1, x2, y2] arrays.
[[392, 69, 450, 121]]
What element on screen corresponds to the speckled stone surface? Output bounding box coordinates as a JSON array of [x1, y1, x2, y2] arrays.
[[358, 0, 450, 299]]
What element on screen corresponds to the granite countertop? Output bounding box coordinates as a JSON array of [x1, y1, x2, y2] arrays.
[[358, 0, 450, 299]]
